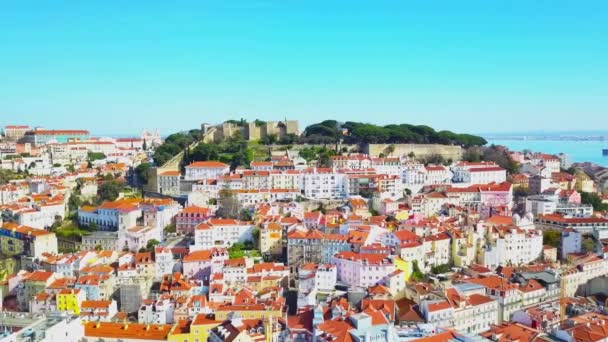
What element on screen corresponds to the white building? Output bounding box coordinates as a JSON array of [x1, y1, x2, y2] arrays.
[[192, 219, 255, 251], [477, 224, 543, 268], [424, 165, 452, 185], [561, 228, 582, 258], [451, 162, 506, 185], [421, 285, 498, 334], [452, 162, 499, 182], [299, 168, 347, 200], [154, 247, 176, 280], [184, 161, 230, 181], [138, 296, 174, 324], [78, 200, 142, 231]]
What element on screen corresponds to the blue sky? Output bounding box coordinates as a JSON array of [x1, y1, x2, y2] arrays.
[[0, 1, 606, 136]]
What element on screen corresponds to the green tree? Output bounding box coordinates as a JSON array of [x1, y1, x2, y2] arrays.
[[543, 230, 561, 248], [164, 224, 176, 234], [582, 238, 596, 253], [188, 143, 220, 163], [431, 263, 452, 274], [411, 260, 424, 281], [299, 148, 317, 162], [87, 152, 106, 161], [420, 154, 445, 165], [216, 189, 240, 219], [581, 192, 608, 211], [239, 209, 253, 221], [98, 181, 125, 202], [251, 227, 260, 244], [262, 134, 278, 145], [145, 239, 160, 251], [135, 163, 152, 185], [0, 169, 25, 185], [68, 195, 83, 213]]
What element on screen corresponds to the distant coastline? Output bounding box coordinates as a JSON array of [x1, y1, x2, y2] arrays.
[[482, 131, 608, 142], [484, 136, 608, 142], [487, 138, 608, 167]]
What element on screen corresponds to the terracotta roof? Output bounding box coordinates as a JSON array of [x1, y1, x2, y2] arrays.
[[485, 215, 514, 225], [427, 301, 451, 312], [208, 218, 241, 225], [84, 322, 171, 340], [191, 314, 220, 326], [468, 167, 505, 172], [333, 251, 392, 266], [520, 279, 545, 293], [82, 300, 113, 309], [160, 170, 180, 176], [180, 206, 210, 215], [480, 323, 542, 342], [186, 161, 229, 168], [287, 229, 325, 240], [26, 270, 53, 282], [537, 213, 608, 224]]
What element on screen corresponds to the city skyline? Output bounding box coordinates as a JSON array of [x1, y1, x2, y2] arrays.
[[2, 1, 607, 134]]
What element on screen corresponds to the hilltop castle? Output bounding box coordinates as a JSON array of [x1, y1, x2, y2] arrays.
[[201, 120, 299, 143]]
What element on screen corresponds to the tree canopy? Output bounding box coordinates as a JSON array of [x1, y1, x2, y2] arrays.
[[303, 120, 487, 147], [135, 163, 152, 185], [581, 192, 608, 211], [181, 131, 253, 171], [153, 130, 201, 166], [98, 180, 126, 202], [463, 145, 520, 174]]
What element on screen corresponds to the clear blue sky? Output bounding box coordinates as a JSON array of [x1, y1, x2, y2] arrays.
[[1, 1, 606, 136]]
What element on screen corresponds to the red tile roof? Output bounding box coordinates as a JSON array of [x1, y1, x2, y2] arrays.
[[186, 161, 229, 168], [84, 322, 171, 340]]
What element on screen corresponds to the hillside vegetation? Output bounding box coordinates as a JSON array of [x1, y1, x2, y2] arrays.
[[303, 120, 487, 146], [153, 129, 201, 166], [151, 120, 487, 167]]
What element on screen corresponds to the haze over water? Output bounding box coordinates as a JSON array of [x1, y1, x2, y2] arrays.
[[488, 139, 608, 166]]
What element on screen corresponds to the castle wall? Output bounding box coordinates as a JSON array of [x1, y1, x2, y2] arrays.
[[364, 143, 462, 161]]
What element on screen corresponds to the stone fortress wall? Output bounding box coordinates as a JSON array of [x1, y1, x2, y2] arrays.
[[202, 120, 299, 143], [364, 143, 462, 161]]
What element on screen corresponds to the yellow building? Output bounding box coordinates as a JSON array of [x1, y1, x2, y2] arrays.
[[57, 288, 85, 315], [168, 315, 220, 342], [215, 304, 283, 321], [394, 209, 412, 222], [451, 230, 478, 267], [393, 256, 412, 282], [259, 222, 283, 257], [246, 275, 284, 293]]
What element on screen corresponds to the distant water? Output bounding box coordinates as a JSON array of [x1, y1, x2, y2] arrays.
[[488, 139, 608, 167]]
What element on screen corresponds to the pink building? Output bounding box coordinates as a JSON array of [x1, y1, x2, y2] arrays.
[[560, 189, 581, 204], [479, 182, 513, 209], [331, 251, 395, 288], [175, 206, 211, 234]]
